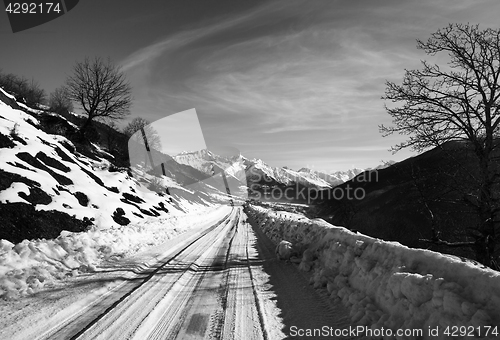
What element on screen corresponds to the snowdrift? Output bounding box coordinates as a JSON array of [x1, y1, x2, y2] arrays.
[[246, 205, 500, 339]]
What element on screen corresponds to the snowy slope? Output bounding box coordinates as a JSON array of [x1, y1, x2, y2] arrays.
[[281, 167, 332, 188], [247, 158, 367, 189], [244, 157, 333, 189], [174, 148, 367, 190], [0, 88, 240, 299], [298, 167, 365, 186], [0, 88, 189, 229], [172, 149, 247, 184], [173, 149, 229, 175], [0, 87, 235, 226], [247, 204, 500, 338], [175, 150, 336, 189], [245, 157, 293, 185]]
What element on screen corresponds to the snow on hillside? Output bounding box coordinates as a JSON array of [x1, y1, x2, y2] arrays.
[[172, 149, 247, 187], [173, 148, 368, 190], [247, 158, 294, 185], [247, 158, 366, 189], [173, 149, 226, 175], [298, 167, 365, 186], [0, 88, 233, 299], [0, 89, 181, 227], [246, 204, 500, 339], [281, 167, 331, 188], [245, 157, 333, 189]]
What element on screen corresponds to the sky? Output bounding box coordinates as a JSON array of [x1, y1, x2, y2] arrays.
[[1, 0, 500, 171]]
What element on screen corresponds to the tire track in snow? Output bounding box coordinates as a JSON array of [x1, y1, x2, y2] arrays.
[[57, 207, 235, 339], [140, 209, 241, 340], [74, 208, 238, 340], [20, 205, 353, 340], [220, 210, 268, 340]]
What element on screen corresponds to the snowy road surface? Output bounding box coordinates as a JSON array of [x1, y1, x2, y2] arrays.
[[2, 206, 353, 339]]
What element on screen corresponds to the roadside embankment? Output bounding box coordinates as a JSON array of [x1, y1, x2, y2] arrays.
[[245, 204, 500, 339]]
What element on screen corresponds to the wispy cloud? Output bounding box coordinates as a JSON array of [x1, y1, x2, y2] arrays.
[[120, 0, 500, 170], [120, 0, 287, 73]]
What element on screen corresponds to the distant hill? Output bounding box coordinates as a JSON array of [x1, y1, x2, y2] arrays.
[[310, 141, 492, 261]]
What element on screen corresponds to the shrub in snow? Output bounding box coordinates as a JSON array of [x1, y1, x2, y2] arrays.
[[275, 240, 293, 261]]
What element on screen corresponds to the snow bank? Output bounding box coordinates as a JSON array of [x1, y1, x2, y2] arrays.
[[246, 205, 500, 339], [0, 207, 225, 300]]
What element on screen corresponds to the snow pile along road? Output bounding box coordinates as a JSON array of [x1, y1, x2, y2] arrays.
[[245, 204, 500, 338], [0, 207, 224, 300]]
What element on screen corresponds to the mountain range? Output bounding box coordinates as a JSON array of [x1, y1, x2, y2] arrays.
[[173, 149, 370, 191]]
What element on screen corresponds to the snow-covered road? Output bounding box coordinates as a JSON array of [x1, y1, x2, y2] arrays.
[[1, 206, 353, 340]]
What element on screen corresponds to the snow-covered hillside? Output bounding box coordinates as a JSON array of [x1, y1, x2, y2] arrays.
[[280, 166, 332, 188], [0, 88, 238, 299], [298, 167, 365, 186], [246, 204, 500, 339], [173, 148, 368, 190], [173, 149, 246, 181], [246, 158, 371, 189], [244, 157, 334, 189], [0, 88, 213, 229], [173, 149, 242, 176]]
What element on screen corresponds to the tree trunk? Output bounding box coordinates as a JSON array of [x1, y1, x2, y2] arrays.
[[475, 141, 497, 268], [77, 116, 93, 142]]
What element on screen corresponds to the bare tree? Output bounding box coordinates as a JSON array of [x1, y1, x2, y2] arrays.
[[380, 23, 500, 268], [124, 117, 162, 150], [66, 57, 132, 139], [124, 117, 163, 173], [49, 86, 73, 114], [26, 79, 46, 107], [0, 70, 16, 90], [101, 119, 118, 152], [0, 71, 46, 108]]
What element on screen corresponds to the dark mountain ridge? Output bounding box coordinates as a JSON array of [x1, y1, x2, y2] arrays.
[[310, 140, 498, 263]]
